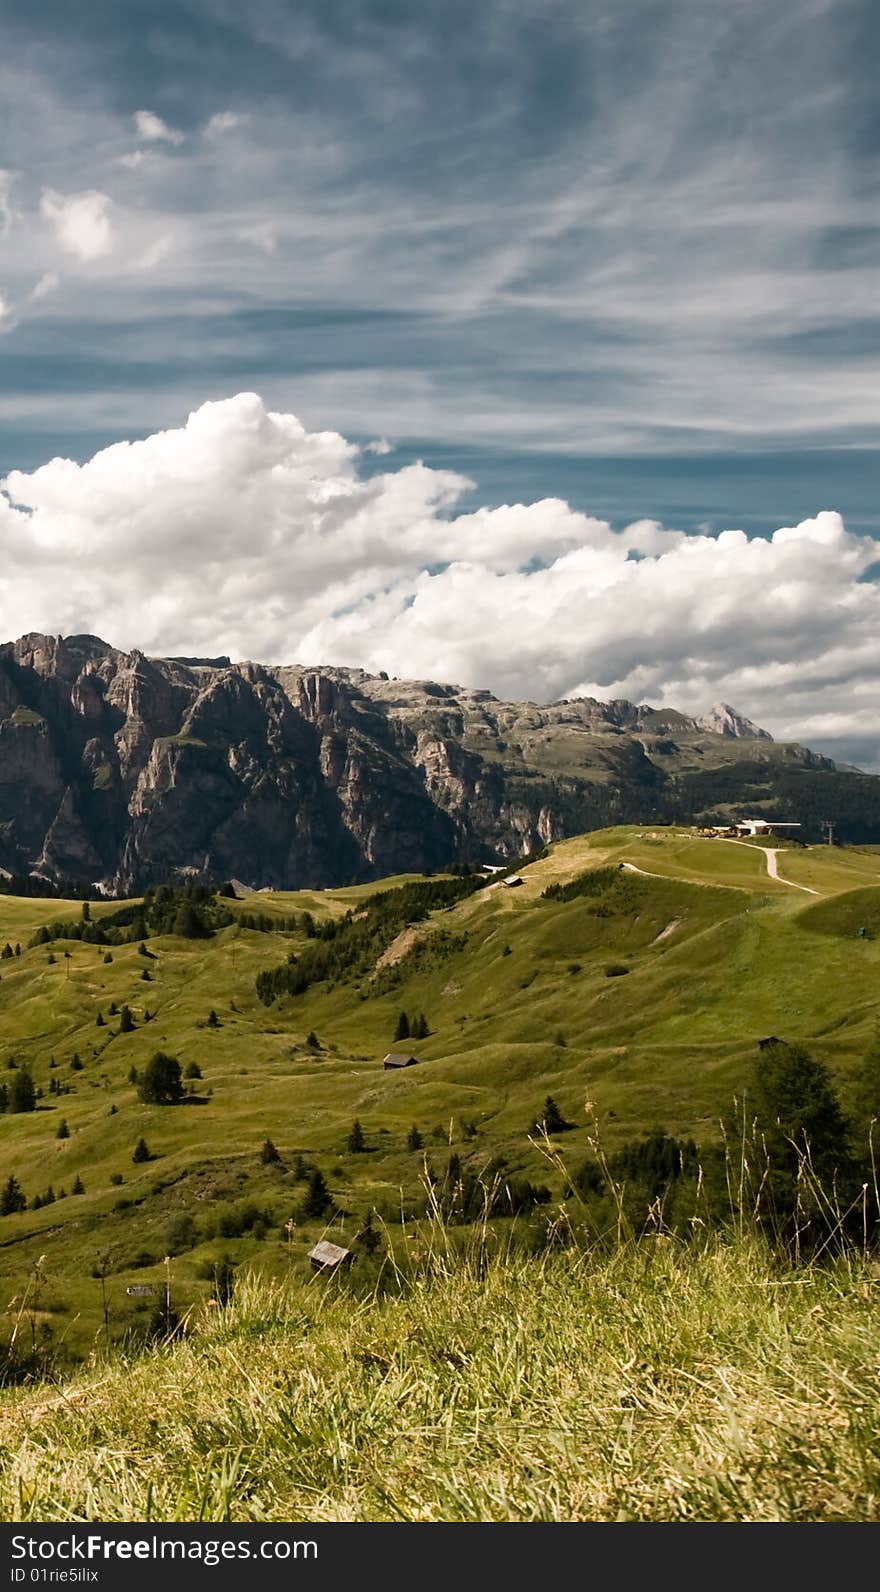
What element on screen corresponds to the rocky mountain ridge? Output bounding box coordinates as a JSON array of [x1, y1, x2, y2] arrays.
[[0, 632, 876, 891]]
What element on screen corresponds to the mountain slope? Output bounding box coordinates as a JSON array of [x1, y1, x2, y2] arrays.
[[1, 632, 877, 892], [0, 826, 878, 1360]]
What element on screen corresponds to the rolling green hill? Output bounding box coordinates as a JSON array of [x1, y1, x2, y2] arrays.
[[1, 826, 879, 1363]]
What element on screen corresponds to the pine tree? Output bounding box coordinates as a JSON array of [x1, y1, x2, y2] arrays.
[[347, 1119, 366, 1153], [132, 1137, 151, 1164], [355, 1208, 381, 1256], [9, 1068, 36, 1113], [748, 1041, 853, 1216], [96, 1011, 105, 1027], [119, 1005, 135, 1033], [137, 1052, 183, 1105], [301, 1167, 331, 1219], [407, 1124, 423, 1151], [536, 1096, 570, 1135], [260, 1137, 281, 1165], [413, 1012, 429, 1039], [71, 1174, 85, 1195], [56, 1118, 70, 1140], [0, 1174, 26, 1215], [394, 1011, 410, 1042], [172, 901, 201, 938], [306, 1030, 320, 1051], [207, 1008, 219, 1028]]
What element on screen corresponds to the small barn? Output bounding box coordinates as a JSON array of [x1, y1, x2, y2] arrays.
[[308, 1240, 353, 1273], [383, 1052, 420, 1070], [501, 875, 523, 888]]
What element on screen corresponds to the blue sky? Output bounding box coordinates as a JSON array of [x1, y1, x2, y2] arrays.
[[1, 0, 878, 765]]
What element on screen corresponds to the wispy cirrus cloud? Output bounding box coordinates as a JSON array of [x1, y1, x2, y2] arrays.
[[0, 0, 876, 470]]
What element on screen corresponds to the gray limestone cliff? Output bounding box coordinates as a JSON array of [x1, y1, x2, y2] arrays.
[[0, 634, 874, 890]]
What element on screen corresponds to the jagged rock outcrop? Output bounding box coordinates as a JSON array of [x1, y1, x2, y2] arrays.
[[0, 633, 876, 890], [696, 702, 773, 740]]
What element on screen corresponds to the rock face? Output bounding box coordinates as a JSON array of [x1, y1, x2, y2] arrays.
[[0, 633, 876, 890], [696, 702, 773, 740]]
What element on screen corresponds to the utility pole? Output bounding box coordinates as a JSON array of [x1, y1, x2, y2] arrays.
[[821, 820, 836, 846]]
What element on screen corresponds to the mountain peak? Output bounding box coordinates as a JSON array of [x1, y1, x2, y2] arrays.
[[696, 702, 773, 741]]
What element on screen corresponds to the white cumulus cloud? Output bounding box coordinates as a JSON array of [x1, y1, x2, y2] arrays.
[[0, 393, 877, 765], [40, 189, 114, 261], [133, 110, 184, 146]]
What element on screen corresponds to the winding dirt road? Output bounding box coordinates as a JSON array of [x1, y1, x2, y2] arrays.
[[719, 838, 820, 894]]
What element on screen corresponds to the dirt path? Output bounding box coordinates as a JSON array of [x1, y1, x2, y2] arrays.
[[719, 839, 820, 895], [621, 861, 743, 893]]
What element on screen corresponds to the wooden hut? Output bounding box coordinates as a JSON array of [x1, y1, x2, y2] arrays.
[[308, 1240, 353, 1273]]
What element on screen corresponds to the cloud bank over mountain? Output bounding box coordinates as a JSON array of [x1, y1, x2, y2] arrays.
[[1, 393, 877, 768]]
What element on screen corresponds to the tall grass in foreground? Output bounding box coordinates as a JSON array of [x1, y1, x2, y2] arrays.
[[1, 1226, 879, 1522]]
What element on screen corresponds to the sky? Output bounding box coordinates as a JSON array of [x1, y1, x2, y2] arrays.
[[0, 0, 878, 768]]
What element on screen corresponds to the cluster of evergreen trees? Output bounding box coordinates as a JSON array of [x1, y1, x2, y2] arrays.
[[570, 1039, 880, 1244], [1, 1174, 81, 1214], [28, 885, 235, 952], [429, 1154, 552, 1223], [393, 1011, 430, 1041], [237, 911, 299, 933], [541, 865, 625, 904], [255, 874, 484, 1005]]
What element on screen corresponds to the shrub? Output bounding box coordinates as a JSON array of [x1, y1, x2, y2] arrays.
[[132, 1137, 152, 1164]]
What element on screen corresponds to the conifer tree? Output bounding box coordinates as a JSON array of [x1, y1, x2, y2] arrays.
[[301, 1167, 331, 1219], [9, 1068, 35, 1113], [0, 1174, 26, 1215]]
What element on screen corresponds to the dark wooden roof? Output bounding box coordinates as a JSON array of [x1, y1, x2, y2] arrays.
[[382, 1052, 420, 1067]]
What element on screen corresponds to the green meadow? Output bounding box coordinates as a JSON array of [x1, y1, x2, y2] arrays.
[[0, 826, 878, 1366]]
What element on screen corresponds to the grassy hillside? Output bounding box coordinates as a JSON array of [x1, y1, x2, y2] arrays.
[[0, 827, 878, 1361], [1, 1237, 879, 1522]]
